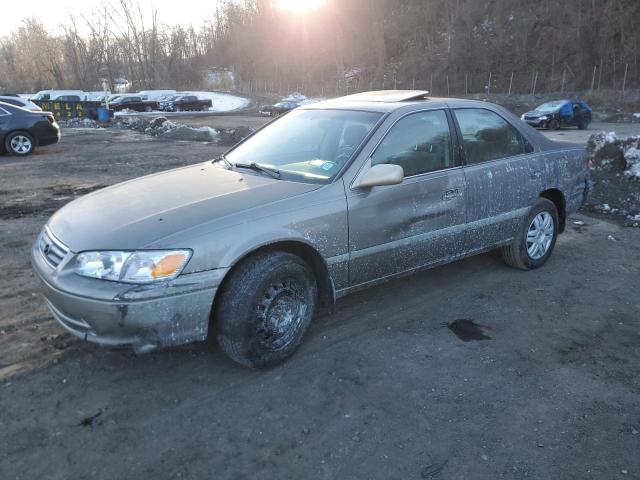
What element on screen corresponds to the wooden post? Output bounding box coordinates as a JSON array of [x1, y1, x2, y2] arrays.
[[446, 75, 450, 97], [430, 74, 433, 95], [591, 66, 597, 91], [465, 72, 468, 96], [394, 74, 397, 90], [531, 71, 538, 96], [487, 72, 492, 96], [508, 71, 514, 96], [561, 69, 566, 93], [622, 63, 629, 96], [412, 78, 415, 90]]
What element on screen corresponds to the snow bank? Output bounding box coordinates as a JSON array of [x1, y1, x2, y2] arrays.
[[282, 92, 323, 106], [623, 145, 640, 180], [181, 91, 250, 112], [113, 91, 249, 115], [587, 131, 640, 181]]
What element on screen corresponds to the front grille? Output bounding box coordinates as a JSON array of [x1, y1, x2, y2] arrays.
[[39, 227, 69, 268], [524, 116, 539, 121]]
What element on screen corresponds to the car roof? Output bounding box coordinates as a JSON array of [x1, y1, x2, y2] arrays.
[[0, 100, 31, 113], [0, 95, 26, 102], [303, 90, 500, 113]]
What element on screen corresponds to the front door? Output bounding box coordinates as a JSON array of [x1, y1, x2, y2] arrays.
[[346, 109, 467, 287]]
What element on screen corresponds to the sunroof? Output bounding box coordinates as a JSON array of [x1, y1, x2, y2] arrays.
[[338, 90, 430, 103]]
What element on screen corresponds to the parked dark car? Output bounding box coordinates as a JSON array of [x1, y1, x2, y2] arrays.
[[522, 100, 592, 130], [32, 91, 589, 368], [160, 95, 212, 112], [259, 101, 299, 116], [0, 101, 60, 156], [108, 96, 159, 112]]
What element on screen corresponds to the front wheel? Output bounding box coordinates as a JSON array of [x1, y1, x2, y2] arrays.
[[5, 132, 35, 156], [547, 119, 560, 130], [501, 198, 559, 270], [214, 251, 317, 368]]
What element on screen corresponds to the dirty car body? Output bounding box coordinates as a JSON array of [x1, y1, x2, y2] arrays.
[[32, 91, 590, 365]]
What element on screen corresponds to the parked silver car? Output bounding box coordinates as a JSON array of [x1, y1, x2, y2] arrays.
[[32, 91, 590, 368]]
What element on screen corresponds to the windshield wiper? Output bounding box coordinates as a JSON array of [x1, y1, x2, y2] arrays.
[[212, 153, 233, 169], [234, 162, 281, 179]]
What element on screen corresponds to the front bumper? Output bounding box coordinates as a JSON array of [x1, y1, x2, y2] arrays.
[[31, 238, 227, 350], [524, 118, 546, 128]]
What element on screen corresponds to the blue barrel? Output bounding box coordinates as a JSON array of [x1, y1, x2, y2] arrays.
[[97, 107, 109, 122]]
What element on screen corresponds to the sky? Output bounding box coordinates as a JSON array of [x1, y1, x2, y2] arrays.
[[2, 0, 224, 36]]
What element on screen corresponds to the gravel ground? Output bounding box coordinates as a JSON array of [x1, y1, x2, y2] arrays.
[[0, 125, 639, 480]]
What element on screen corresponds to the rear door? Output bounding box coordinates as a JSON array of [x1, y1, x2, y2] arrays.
[[346, 109, 467, 287], [452, 107, 534, 252], [0, 107, 11, 142]]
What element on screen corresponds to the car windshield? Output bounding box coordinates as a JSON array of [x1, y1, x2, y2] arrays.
[[225, 109, 383, 183], [534, 101, 566, 113]]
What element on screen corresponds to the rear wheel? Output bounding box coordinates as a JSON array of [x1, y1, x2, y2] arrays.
[[501, 198, 559, 270], [577, 120, 588, 130], [144, 106, 153, 112], [215, 251, 317, 368], [5, 132, 35, 156]]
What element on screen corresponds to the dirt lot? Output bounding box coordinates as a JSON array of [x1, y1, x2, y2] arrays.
[[1, 123, 639, 479]]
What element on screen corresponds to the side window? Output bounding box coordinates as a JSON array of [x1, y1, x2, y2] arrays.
[[454, 108, 526, 164], [371, 110, 452, 177]]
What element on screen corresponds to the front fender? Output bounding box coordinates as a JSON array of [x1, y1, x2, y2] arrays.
[[155, 180, 350, 289]]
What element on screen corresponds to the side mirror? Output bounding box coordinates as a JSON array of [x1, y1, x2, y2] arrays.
[[354, 163, 404, 189]]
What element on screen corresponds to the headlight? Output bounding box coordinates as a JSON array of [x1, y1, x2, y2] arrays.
[[75, 250, 191, 283], [521, 114, 526, 120], [539, 115, 549, 120]]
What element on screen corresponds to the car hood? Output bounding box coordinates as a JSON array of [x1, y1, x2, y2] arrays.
[[524, 110, 556, 117], [48, 162, 321, 252]]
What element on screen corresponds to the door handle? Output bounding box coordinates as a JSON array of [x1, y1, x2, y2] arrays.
[[443, 188, 460, 201]]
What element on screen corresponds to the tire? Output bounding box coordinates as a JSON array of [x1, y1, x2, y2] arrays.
[[215, 251, 317, 368], [577, 121, 588, 130], [547, 119, 560, 130], [144, 106, 153, 112], [501, 198, 559, 270], [5, 131, 35, 156]]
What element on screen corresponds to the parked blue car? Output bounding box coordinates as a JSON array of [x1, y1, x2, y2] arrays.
[[522, 100, 592, 130]]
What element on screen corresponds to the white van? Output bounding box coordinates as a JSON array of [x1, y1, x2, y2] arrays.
[[32, 90, 88, 101]]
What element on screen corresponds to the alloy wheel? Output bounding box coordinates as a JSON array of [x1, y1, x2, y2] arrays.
[[526, 211, 554, 260], [10, 135, 32, 154]]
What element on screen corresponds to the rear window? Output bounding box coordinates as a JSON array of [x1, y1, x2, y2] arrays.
[[454, 108, 527, 164], [0, 98, 21, 106]]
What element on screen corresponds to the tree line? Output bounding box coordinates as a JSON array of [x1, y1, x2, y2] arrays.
[[1, 0, 639, 96]]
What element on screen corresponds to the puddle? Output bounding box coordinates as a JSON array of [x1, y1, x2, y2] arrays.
[[447, 319, 491, 342]]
